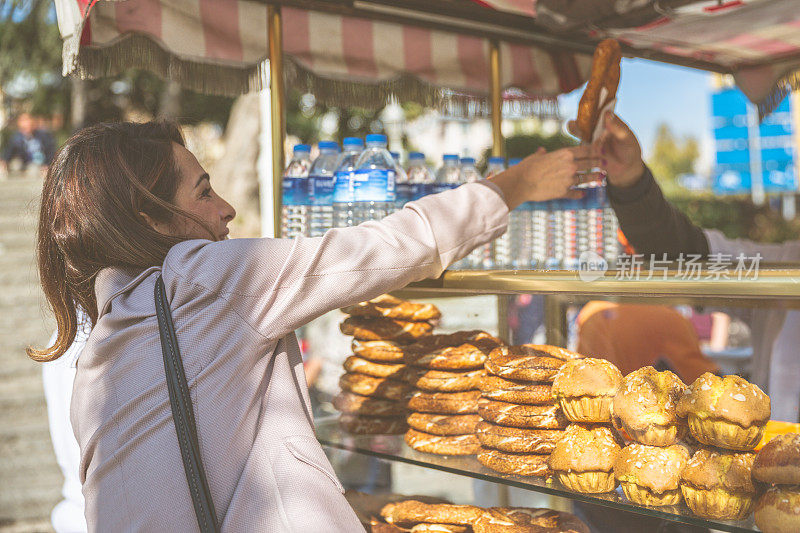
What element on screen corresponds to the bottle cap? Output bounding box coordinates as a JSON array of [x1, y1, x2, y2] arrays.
[[488, 157, 505, 165], [390, 151, 400, 160], [509, 158, 522, 166], [443, 154, 459, 162], [409, 152, 425, 160], [318, 141, 339, 151], [460, 157, 476, 165], [294, 144, 311, 153], [366, 134, 387, 144], [342, 137, 364, 147]]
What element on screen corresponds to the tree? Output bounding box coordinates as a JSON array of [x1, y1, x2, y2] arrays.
[[647, 122, 700, 196]]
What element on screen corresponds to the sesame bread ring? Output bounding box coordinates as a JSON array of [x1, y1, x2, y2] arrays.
[[403, 367, 484, 392], [479, 376, 553, 405], [343, 355, 407, 379], [380, 500, 484, 528], [473, 507, 590, 533], [369, 520, 468, 533], [404, 429, 481, 455], [475, 421, 564, 454], [407, 390, 481, 415], [333, 391, 408, 417], [407, 413, 481, 436], [339, 373, 413, 401], [352, 339, 408, 363], [485, 345, 579, 382], [342, 294, 442, 322], [409, 524, 468, 533], [339, 414, 408, 435], [477, 447, 550, 477], [404, 332, 503, 371], [478, 399, 568, 429], [341, 316, 434, 342]]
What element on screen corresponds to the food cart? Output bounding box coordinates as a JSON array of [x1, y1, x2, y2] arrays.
[[55, 1, 800, 530]]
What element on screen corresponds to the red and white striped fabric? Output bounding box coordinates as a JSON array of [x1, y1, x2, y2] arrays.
[[58, 0, 590, 102]]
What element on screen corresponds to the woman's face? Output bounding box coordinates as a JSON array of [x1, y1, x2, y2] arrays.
[[148, 144, 237, 241]]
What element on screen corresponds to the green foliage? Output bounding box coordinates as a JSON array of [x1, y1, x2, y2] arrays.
[[647, 122, 699, 195], [668, 193, 800, 244], [0, 0, 62, 86]]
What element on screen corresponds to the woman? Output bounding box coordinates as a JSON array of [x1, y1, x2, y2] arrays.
[[30, 121, 593, 532]]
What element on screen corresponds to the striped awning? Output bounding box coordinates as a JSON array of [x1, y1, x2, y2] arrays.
[[478, 0, 800, 118], [57, 0, 591, 112]]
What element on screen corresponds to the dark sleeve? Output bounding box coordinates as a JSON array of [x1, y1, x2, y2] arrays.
[[607, 166, 709, 257]]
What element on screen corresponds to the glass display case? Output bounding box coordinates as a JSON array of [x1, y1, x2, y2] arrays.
[[315, 265, 800, 532]]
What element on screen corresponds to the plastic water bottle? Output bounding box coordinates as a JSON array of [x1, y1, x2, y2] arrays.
[[601, 188, 620, 266], [459, 157, 482, 184], [281, 144, 312, 238], [583, 187, 605, 260], [486, 157, 511, 268], [562, 197, 581, 270], [406, 152, 435, 201], [391, 152, 411, 212], [435, 154, 461, 194], [352, 134, 396, 225], [309, 141, 340, 236], [459, 157, 490, 269], [531, 200, 549, 268], [332, 137, 364, 228], [546, 199, 564, 270]]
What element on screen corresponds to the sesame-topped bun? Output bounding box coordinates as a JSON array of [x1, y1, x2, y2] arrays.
[[677, 373, 770, 451], [612, 367, 686, 446], [614, 443, 690, 506], [680, 448, 756, 520], [754, 486, 800, 533], [548, 424, 621, 493], [752, 433, 800, 485], [551, 359, 622, 423]]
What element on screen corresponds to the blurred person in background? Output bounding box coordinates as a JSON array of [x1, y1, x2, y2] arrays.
[[1, 112, 56, 177], [42, 309, 90, 533], [577, 301, 719, 384]]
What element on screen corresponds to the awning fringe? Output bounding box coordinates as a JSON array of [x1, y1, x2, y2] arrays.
[[64, 31, 559, 118], [758, 69, 800, 120]]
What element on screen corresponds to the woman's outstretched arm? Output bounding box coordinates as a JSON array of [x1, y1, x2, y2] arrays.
[[162, 147, 594, 341]]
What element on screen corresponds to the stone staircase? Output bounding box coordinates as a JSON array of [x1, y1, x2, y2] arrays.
[[0, 177, 59, 532]]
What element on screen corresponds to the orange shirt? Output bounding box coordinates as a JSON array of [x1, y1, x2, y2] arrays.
[[577, 301, 719, 383]]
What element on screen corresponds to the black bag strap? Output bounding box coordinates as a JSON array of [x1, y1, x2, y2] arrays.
[[154, 275, 219, 533]]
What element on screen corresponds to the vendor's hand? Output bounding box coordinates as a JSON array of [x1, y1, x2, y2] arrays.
[[568, 112, 644, 188]]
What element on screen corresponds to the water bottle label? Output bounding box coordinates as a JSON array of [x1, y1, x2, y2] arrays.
[[433, 183, 457, 195], [410, 183, 434, 201], [282, 177, 310, 206], [332, 171, 354, 203], [310, 175, 335, 206], [352, 169, 396, 202], [395, 183, 413, 206]]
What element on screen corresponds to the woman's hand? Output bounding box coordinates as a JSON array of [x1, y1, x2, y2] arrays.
[[489, 146, 599, 210], [569, 111, 645, 188]]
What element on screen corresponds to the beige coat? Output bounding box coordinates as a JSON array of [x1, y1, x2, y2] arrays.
[[71, 182, 508, 532]]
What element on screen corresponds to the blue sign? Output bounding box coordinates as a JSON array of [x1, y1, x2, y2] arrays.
[[711, 88, 796, 194]]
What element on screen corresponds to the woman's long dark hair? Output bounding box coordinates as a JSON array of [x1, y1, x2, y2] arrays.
[[29, 121, 215, 362]]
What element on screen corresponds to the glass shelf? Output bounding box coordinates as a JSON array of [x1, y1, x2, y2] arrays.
[[396, 266, 800, 305], [315, 417, 759, 533]]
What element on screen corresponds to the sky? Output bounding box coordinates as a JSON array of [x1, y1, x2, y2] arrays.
[[558, 58, 714, 172]]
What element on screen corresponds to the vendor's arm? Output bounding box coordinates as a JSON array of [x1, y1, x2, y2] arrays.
[[578, 112, 709, 257], [163, 146, 595, 341]]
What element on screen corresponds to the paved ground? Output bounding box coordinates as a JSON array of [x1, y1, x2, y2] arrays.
[[0, 177, 59, 532]]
